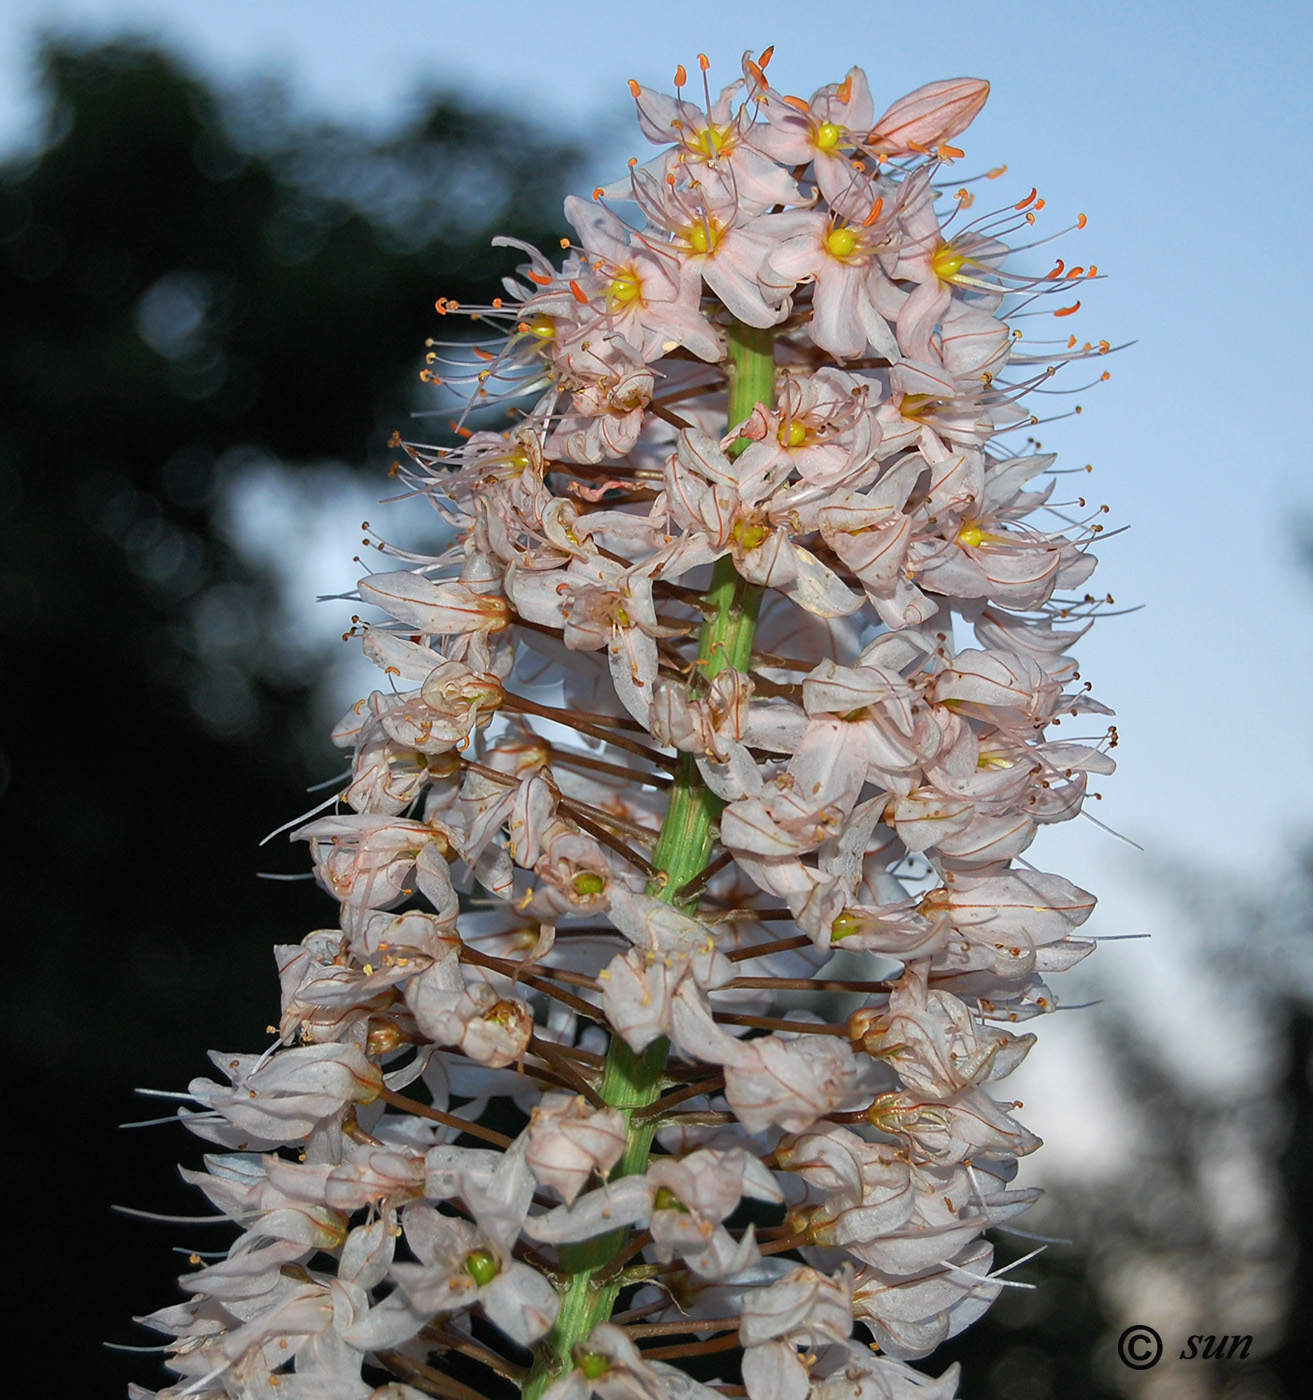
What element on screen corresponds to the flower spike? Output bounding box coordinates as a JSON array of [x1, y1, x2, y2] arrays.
[[131, 50, 1121, 1400]]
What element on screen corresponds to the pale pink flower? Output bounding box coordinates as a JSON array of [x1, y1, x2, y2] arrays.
[[527, 1093, 628, 1203], [864, 78, 990, 157]]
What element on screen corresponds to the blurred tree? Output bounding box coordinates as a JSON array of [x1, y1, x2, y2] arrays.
[[0, 36, 581, 1392]]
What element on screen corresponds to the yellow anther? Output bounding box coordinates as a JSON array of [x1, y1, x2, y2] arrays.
[[825, 225, 859, 259], [815, 121, 842, 150]]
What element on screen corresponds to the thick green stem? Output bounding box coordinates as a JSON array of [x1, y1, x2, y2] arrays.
[[521, 321, 775, 1397]]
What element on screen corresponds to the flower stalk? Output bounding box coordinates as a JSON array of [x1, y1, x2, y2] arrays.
[[526, 320, 777, 1399]]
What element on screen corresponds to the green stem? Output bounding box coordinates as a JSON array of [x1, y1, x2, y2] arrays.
[[521, 320, 775, 1397]]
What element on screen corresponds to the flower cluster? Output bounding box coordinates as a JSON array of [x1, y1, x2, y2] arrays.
[[133, 52, 1118, 1400]]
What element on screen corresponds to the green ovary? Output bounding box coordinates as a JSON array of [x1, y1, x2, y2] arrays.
[[464, 1249, 499, 1287]]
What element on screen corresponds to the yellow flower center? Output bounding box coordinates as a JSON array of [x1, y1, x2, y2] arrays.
[[932, 243, 968, 283], [825, 225, 859, 259], [731, 519, 770, 550], [573, 871, 606, 896], [653, 1186, 688, 1212], [695, 125, 731, 158], [831, 911, 860, 941], [815, 121, 843, 150], [957, 523, 986, 549], [684, 218, 722, 255], [779, 420, 808, 448], [609, 271, 642, 305], [900, 392, 937, 419]]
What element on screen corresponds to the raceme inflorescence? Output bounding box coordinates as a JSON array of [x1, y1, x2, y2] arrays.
[[131, 51, 1120, 1400]]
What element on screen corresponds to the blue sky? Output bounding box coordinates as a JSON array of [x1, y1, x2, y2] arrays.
[[4, 0, 1311, 1154], [5, 0, 1309, 876]]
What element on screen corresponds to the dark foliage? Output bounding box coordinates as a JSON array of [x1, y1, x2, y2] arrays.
[[0, 37, 580, 1393]]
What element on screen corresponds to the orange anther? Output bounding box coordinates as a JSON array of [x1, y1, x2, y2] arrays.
[[434, 298, 448, 315], [1046, 259, 1065, 279], [472, 345, 495, 361], [1100, 371, 1110, 381], [526, 270, 552, 286], [782, 94, 810, 112], [987, 165, 1008, 178], [863, 196, 885, 226], [1054, 301, 1082, 317], [698, 53, 710, 71], [569, 279, 589, 304], [1098, 339, 1111, 353], [559, 237, 571, 249], [1034, 198, 1046, 210], [936, 143, 964, 160], [628, 79, 641, 99], [745, 60, 766, 88], [628, 157, 637, 167], [1076, 213, 1088, 228], [492, 297, 503, 309], [1014, 188, 1038, 211], [1087, 264, 1098, 277], [906, 139, 928, 154], [1025, 212, 1036, 224], [674, 64, 687, 86], [1066, 335, 1077, 349], [836, 75, 853, 104], [592, 186, 604, 200], [1069, 266, 1084, 278], [760, 45, 774, 66]]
